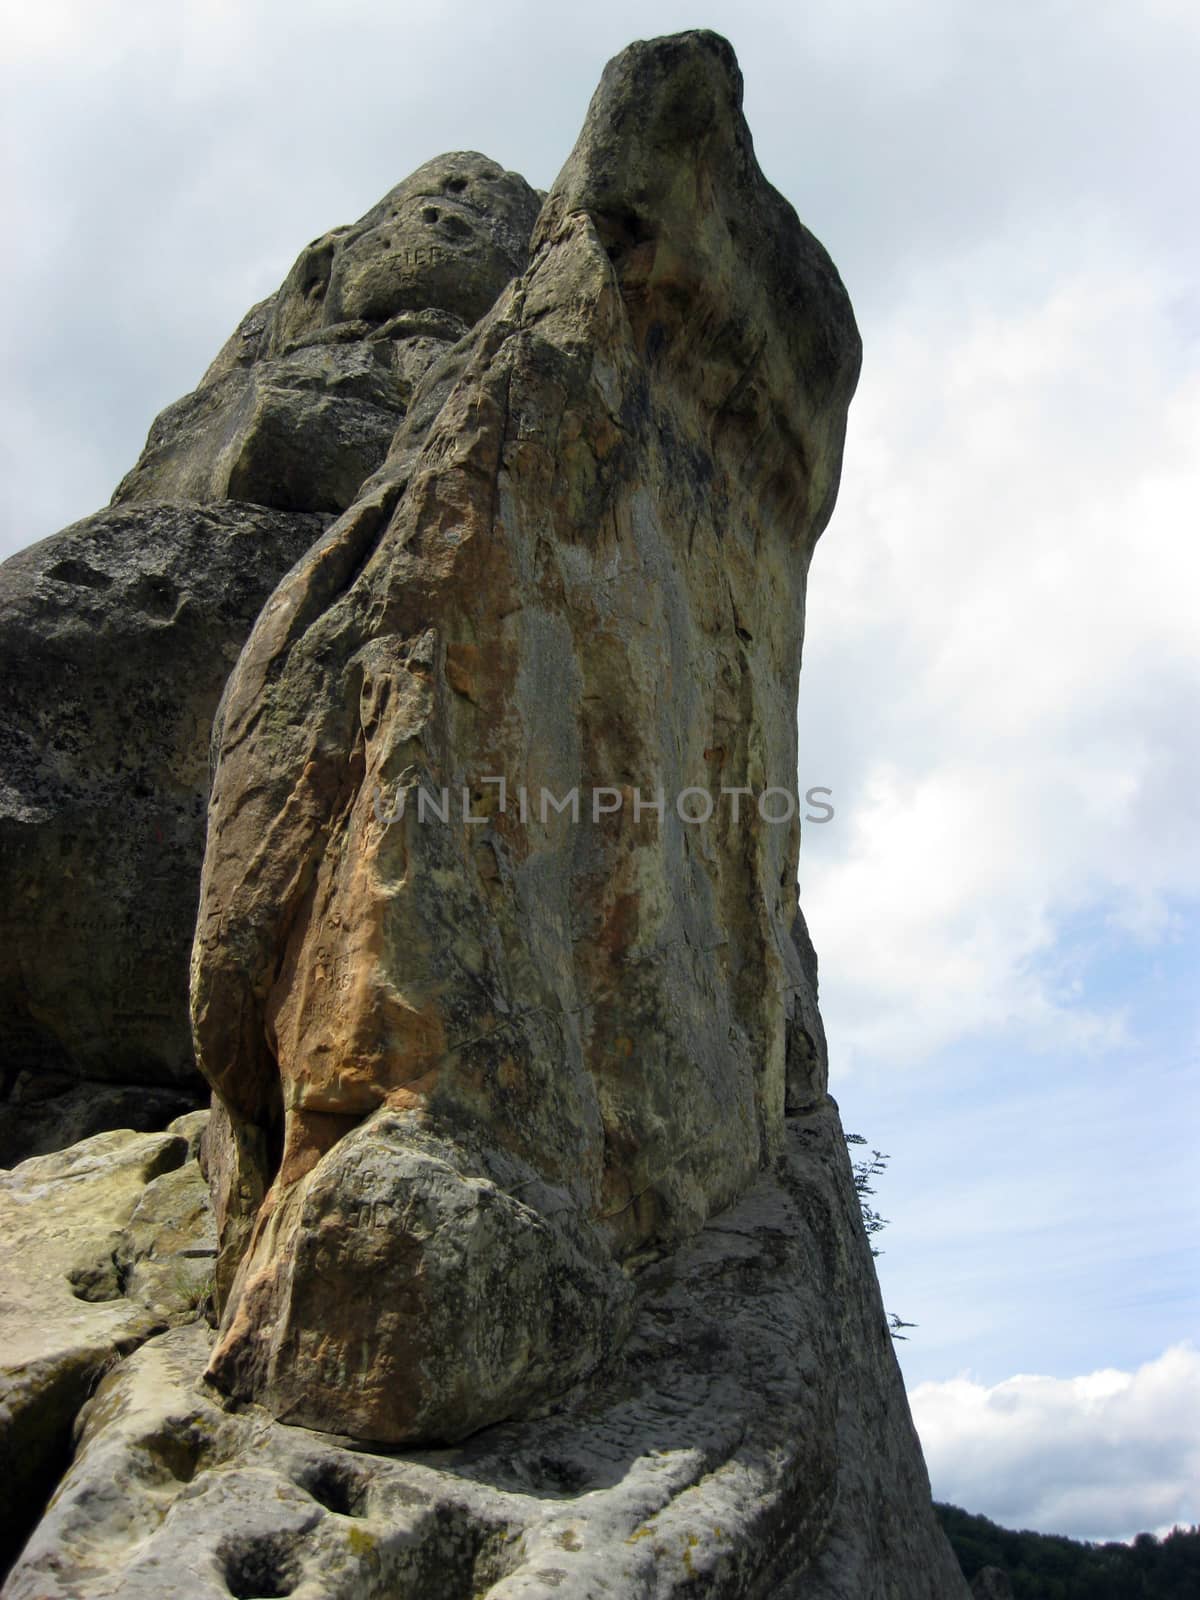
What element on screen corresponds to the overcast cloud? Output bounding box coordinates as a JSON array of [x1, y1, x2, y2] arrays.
[[912, 1345, 1200, 1542], [2, 0, 1196, 1544]]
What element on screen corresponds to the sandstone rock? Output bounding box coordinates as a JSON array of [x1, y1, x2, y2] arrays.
[[0, 1119, 214, 1572], [207, 1114, 632, 1443], [112, 153, 541, 514], [3, 1103, 968, 1598], [0, 503, 329, 1163], [191, 27, 860, 1447], [1, 27, 970, 1599]]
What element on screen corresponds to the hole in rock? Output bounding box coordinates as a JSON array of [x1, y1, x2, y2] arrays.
[[150, 1418, 207, 1484], [295, 1456, 368, 1517], [222, 1533, 299, 1599], [45, 557, 112, 590], [421, 206, 440, 224], [444, 176, 468, 193], [133, 571, 180, 618], [66, 1257, 122, 1302], [515, 1453, 596, 1495]]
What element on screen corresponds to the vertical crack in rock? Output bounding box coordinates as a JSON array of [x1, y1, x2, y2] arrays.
[[190, 28, 862, 1446]]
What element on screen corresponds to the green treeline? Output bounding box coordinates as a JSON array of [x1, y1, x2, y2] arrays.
[[936, 1503, 1200, 1599]]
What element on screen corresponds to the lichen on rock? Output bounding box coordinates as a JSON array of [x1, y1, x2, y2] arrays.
[[0, 1115, 215, 1573]]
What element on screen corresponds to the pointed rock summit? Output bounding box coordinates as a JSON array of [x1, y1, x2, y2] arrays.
[[1, 30, 970, 1600]]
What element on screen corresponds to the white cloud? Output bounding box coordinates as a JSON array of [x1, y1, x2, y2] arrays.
[[910, 1344, 1200, 1541], [799, 224, 1200, 1066]]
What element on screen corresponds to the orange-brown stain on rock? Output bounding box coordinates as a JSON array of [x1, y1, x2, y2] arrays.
[[599, 892, 639, 962], [444, 642, 481, 701], [277, 1108, 363, 1187]]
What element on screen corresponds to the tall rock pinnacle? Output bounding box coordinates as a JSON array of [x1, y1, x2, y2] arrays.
[[191, 28, 859, 1442]]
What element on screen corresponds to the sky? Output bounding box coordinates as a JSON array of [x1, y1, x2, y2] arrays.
[[3, 0, 1197, 1546]]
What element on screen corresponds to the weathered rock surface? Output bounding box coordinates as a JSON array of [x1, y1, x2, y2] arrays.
[[192, 27, 859, 1448], [1, 27, 970, 1599], [0, 504, 330, 1164], [3, 1103, 968, 1598], [0, 158, 540, 1165], [0, 1115, 215, 1572], [112, 153, 541, 514]]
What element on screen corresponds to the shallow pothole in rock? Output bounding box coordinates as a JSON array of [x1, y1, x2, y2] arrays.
[[294, 1455, 369, 1518], [220, 1532, 300, 1599], [66, 1256, 122, 1302]]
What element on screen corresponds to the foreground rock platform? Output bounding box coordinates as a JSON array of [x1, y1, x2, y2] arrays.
[[3, 1103, 967, 1599], [0, 1115, 214, 1573]]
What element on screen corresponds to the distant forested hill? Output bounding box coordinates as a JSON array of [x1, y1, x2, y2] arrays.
[[936, 1504, 1200, 1598]]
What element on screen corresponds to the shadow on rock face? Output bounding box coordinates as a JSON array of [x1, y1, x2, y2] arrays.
[[0, 503, 330, 1162]]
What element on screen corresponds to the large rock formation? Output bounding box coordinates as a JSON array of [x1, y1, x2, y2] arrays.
[[0, 28, 971, 1598], [191, 27, 855, 1445], [111, 152, 541, 516], [0, 156, 540, 1165]]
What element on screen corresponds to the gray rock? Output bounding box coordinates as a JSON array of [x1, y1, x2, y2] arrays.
[[0, 1121, 214, 1573], [0, 502, 329, 1163], [3, 1102, 968, 1598], [112, 153, 541, 514]]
